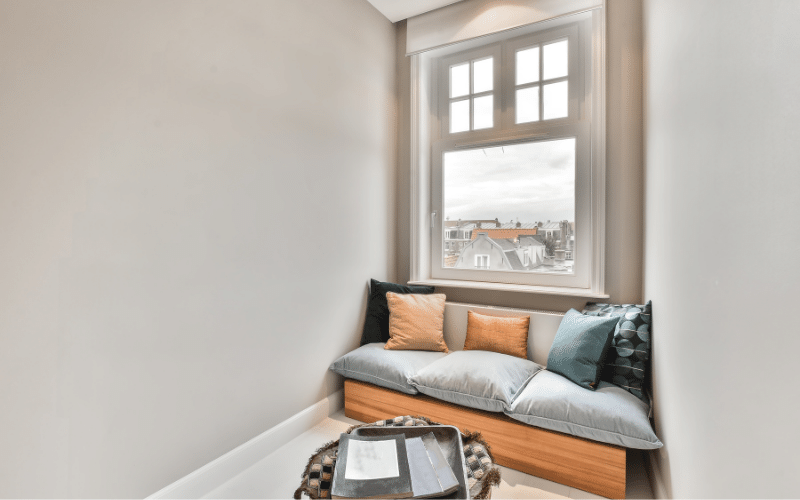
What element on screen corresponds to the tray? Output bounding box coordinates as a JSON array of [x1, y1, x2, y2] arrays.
[[350, 425, 470, 499]]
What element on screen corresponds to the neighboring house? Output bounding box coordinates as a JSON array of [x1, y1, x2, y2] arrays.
[[536, 220, 575, 260], [538, 221, 562, 240], [443, 221, 477, 255], [453, 232, 512, 270], [455, 235, 556, 272], [518, 236, 546, 266], [469, 221, 539, 241]]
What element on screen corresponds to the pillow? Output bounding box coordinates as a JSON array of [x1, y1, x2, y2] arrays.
[[384, 292, 448, 352], [409, 351, 542, 412], [360, 279, 435, 345], [546, 309, 618, 390], [463, 310, 529, 359], [582, 301, 652, 403], [505, 370, 662, 449], [329, 343, 448, 394]]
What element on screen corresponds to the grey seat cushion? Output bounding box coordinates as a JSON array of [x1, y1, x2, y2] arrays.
[[409, 351, 542, 412], [329, 343, 448, 394], [505, 370, 663, 449]]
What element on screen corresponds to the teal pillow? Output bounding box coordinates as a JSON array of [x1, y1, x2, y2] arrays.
[[546, 309, 618, 390]]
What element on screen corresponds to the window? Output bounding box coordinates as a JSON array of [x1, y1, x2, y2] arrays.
[[410, 10, 605, 296]]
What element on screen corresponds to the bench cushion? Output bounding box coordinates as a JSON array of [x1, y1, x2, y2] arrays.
[[505, 370, 663, 449], [409, 351, 542, 412], [329, 343, 447, 394]]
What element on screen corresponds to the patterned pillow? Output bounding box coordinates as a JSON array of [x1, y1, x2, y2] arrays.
[[582, 301, 652, 403]]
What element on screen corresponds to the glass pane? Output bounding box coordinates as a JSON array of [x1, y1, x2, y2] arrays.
[[451, 63, 469, 98], [516, 86, 539, 123], [543, 81, 568, 119], [443, 139, 576, 273], [473, 95, 493, 130], [450, 99, 470, 133], [543, 40, 568, 80], [516, 47, 539, 85], [473, 57, 493, 93]]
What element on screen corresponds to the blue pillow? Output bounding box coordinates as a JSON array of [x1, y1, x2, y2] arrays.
[[546, 309, 618, 390]]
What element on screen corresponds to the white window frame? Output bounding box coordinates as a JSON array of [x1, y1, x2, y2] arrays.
[[409, 10, 607, 298]]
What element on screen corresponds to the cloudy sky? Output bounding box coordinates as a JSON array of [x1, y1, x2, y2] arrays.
[[443, 138, 575, 224]]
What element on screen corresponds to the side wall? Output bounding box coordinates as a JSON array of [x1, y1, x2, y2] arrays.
[[0, 0, 396, 496], [395, 0, 645, 310], [643, 0, 800, 497]]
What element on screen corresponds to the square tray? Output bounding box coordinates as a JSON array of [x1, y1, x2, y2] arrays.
[[350, 425, 470, 499]]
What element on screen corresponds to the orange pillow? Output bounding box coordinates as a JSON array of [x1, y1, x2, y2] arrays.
[[463, 310, 530, 359], [384, 292, 449, 352]]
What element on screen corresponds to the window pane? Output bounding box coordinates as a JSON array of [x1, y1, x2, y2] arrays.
[[443, 139, 576, 274], [451, 63, 469, 98], [473, 95, 493, 130], [516, 47, 539, 85], [516, 86, 539, 124], [543, 81, 568, 119], [543, 40, 568, 80], [473, 57, 493, 93], [450, 99, 470, 133]]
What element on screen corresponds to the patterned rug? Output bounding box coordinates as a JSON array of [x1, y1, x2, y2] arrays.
[[293, 415, 501, 499]]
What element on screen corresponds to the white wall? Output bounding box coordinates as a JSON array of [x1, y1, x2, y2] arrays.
[[0, 0, 396, 496], [643, 1, 800, 497], [395, 0, 644, 312]]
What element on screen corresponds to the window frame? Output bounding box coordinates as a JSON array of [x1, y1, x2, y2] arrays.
[[409, 10, 607, 298]]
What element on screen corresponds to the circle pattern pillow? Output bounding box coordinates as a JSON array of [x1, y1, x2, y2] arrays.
[[582, 301, 652, 403]]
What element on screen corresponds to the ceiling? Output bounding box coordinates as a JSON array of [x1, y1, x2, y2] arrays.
[[365, 0, 465, 23]]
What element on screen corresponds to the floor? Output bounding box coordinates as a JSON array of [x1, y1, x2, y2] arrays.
[[203, 410, 654, 499]]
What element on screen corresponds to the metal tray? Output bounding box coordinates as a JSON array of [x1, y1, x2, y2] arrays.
[[350, 425, 470, 499]]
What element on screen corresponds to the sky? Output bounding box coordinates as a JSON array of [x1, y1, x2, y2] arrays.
[[443, 137, 575, 224]]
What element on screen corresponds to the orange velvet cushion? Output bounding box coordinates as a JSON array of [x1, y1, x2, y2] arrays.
[[384, 292, 449, 353], [463, 310, 530, 359]]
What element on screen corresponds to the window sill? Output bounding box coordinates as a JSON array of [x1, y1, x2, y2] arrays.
[[408, 279, 610, 299]]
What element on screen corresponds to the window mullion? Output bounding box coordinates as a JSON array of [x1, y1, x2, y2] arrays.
[[469, 60, 474, 130], [538, 44, 544, 122]]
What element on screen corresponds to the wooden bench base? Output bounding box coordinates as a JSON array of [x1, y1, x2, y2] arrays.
[[344, 379, 627, 499]]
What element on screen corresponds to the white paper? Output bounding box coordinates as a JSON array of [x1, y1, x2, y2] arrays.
[[344, 439, 400, 480]]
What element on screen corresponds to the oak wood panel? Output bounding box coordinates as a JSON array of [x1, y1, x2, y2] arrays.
[[345, 379, 626, 499]]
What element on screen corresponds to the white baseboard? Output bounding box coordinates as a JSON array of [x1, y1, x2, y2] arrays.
[[148, 390, 344, 499], [646, 450, 669, 499]]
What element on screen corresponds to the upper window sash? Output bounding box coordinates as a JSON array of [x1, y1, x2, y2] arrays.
[[436, 24, 583, 141], [438, 45, 502, 138]]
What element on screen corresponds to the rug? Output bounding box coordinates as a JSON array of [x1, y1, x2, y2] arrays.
[[293, 415, 501, 499]]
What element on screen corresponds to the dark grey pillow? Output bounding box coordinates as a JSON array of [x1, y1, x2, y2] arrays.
[[583, 301, 652, 403], [359, 279, 435, 345], [545, 309, 618, 390]]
